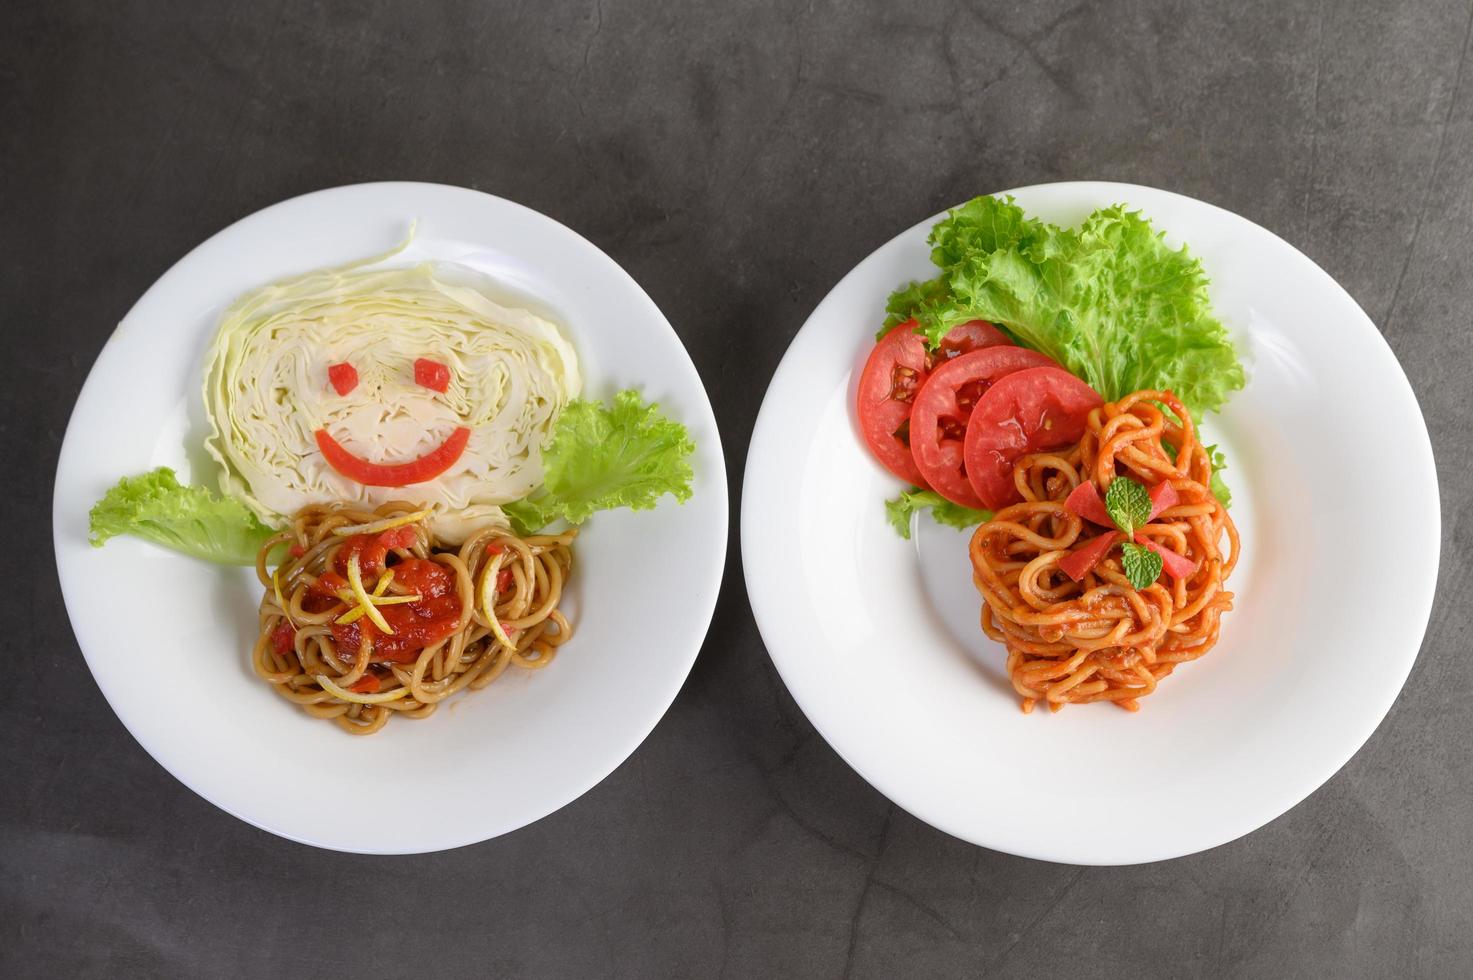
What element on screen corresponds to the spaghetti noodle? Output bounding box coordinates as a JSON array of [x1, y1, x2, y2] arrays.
[[252, 502, 574, 735], [969, 390, 1237, 713]]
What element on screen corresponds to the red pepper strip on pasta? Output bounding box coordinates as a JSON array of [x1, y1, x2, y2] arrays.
[[1148, 481, 1179, 520], [1064, 482, 1113, 526], [1136, 536, 1198, 580], [1058, 531, 1121, 581]]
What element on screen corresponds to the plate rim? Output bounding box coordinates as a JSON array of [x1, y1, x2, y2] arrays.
[[740, 179, 1441, 865], [52, 180, 729, 854]]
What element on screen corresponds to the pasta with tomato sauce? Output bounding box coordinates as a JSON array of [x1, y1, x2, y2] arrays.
[[253, 502, 574, 735], [969, 390, 1237, 713]]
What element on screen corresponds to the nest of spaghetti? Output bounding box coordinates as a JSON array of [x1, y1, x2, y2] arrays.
[[969, 390, 1237, 713], [253, 502, 574, 735]]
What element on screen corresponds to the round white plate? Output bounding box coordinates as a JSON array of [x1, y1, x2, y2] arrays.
[[742, 181, 1439, 866], [54, 182, 727, 854]]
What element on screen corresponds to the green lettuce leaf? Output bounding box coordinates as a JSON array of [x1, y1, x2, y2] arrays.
[[878, 278, 951, 338], [885, 196, 1245, 417], [89, 467, 278, 565], [885, 488, 991, 540], [504, 390, 695, 535], [1161, 440, 1233, 508], [1205, 444, 1232, 508]]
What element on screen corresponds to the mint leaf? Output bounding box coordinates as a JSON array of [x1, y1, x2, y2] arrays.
[[1104, 477, 1152, 537], [885, 488, 991, 540], [1120, 541, 1163, 590]]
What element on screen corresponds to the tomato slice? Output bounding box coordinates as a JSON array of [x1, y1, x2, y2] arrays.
[[963, 366, 1104, 510], [907, 347, 1058, 507], [931, 320, 1011, 363], [855, 320, 1011, 485]]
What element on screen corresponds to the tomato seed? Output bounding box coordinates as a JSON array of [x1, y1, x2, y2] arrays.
[[888, 365, 919, 402]]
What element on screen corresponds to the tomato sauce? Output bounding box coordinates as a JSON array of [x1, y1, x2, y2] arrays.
[[322, 532, 464, 664]]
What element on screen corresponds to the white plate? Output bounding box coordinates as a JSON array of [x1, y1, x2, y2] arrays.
[[54, 182, 727, 854], [742, 181, 1439, 866]]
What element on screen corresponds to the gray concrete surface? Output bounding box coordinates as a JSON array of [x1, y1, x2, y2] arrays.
[[4, 0, 1472, 976]]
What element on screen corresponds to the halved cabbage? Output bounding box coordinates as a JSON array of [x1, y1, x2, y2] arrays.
[[201, 240, 580, 542]]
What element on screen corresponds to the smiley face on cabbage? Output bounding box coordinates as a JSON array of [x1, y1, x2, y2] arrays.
[[202, 257, 579, 543]]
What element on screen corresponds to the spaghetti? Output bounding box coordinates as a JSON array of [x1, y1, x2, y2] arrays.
[[253, 502, 574, 735], [969, 390, 1237, 713]]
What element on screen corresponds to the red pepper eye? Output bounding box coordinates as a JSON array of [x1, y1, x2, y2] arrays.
[[327, 362, 358, 396], [414, 358, 451, 393]]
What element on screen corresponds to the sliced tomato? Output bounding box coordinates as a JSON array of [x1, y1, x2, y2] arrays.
[[1064, 481, 1113, 526], [932, 320, 1011, 362], [1058, 531, 1120, 581], [855, 320, 1012, 485], [963, 366, 1103, 510], [907, 347, 1057, 507]]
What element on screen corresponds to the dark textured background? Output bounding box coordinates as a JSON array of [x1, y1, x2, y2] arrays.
[[5, 1, 1472, 977]]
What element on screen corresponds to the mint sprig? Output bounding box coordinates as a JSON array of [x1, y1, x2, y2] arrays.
[[1104, 477, 1151, 537], [1101, 477, 1163, 589], [1119, 541, 1163, 590]]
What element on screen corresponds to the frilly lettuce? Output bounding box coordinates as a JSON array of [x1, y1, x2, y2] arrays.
[[89, 467, 278, 565], [883, 196, 1245, 417], [504, 390, 695, 534], [885, 488, 990, 541]]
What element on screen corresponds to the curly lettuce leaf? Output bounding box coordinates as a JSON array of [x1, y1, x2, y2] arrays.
[[504, 390, 695, 535], [89, 467, 278, 565], [1206, 444, 1232, 508], [878, 278, 950, 338], [885, 196, 1245, 417], [885, 488, 991, 540]]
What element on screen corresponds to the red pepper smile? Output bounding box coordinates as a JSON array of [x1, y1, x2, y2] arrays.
[[314, 427, 472, 487]]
